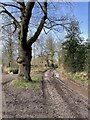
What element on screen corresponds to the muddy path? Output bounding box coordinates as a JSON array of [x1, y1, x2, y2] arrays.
[[2, 74, 48, 118], [2, 69, 89, 119], [42, 69, 89, 118]]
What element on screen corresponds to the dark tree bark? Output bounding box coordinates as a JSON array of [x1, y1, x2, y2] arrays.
[[17, 1, 47, 81], [17, 46, 32, 81], [58, 52, 61, 66]]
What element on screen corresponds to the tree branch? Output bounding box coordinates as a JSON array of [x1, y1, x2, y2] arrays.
[[20, 1, 35, 49], [0, 2, 21, 10], [17, 1, 25, 8], [37, 2, 47, 16], [28, 0, 47, 46], [18, 1, 25, 19], [0, 6, 20, 28], [25, 1, 35, 23]]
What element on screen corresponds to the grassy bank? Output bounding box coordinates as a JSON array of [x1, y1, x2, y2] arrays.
[[11, 73, 42, 89], [11, 66, 48, 89], [57, 67, 88, 86]]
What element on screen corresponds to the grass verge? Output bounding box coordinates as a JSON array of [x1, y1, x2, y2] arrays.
[[11, 71, 42, 89], [57, 67, 88, 86]]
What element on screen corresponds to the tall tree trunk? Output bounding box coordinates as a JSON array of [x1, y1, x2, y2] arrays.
[[17, 46, 32, 81], [46, 59, 49, 67], [58, 52, 61, 66], [50, 59, 54, 68]]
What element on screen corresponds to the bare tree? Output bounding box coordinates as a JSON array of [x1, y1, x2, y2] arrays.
[[2, 15, 14, 68], [0, 1, 69, 81], [35, 35, 56, 67], [45, 36, 55, 67], [56, 40, 63, 66]]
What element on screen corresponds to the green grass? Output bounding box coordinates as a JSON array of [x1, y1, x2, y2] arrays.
[[11, 79, 40, 89], [66, 73, 88, 86], [11, 72, 42, 89], [72, 73, 88, 85], [57, 66, 88, 86], [11, 65, 48, 89], [73, 75, 82, 81]]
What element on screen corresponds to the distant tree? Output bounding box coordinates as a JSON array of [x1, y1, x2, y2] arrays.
[[35, 36, 55, 67], [62, 20, 86, 73], [46, 36, 55, 67], [56, 40, 63, 66], [87, 42, 90, 81], [85, 39, 90, 78], [2, 15, 14, 68]]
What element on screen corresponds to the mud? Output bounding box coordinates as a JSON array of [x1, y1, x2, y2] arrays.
[[2, 70, 89, 119]]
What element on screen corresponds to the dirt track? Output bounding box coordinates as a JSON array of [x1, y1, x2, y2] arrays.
[[2, 70, 89, 119], [2, 74, 47, 118], [43, 69, 89, 118]]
